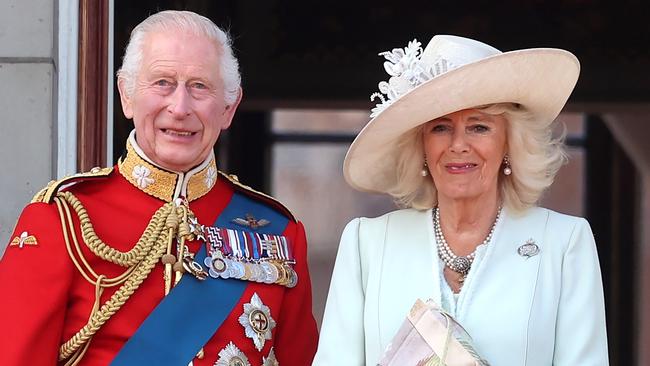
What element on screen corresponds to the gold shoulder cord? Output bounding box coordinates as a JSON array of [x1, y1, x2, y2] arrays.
[[53, 191, 191, 365]]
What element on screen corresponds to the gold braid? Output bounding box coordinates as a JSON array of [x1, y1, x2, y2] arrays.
[[63, 191, 160, 267], [54, 191, 182, 362]]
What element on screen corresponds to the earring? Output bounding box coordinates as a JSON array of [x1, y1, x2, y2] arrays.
[[421, 158, 429, 177], [503, 155, 512, 176]]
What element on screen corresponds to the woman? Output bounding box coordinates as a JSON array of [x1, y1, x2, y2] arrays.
[[313, 35, 608, 365]]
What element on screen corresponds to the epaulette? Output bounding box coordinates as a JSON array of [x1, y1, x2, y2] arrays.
[[218, 171, 297, 222], [31, 167, 114, 204]]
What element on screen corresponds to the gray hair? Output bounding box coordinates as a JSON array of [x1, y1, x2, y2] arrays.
[[116, 10, 241, 104], [388, 103, 568, 213]]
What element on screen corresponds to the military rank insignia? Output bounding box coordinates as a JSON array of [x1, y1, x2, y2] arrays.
[[239, 293, 276, 351], [9, 231, 38, 248], [202, 226, 298, 288]]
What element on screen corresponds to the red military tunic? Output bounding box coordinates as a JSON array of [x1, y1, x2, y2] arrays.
[[0, 138, 318, 365]]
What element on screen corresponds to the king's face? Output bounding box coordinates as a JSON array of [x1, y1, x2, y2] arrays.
[[119, 30, 238, 172]]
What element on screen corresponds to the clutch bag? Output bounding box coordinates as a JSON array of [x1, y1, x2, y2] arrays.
[[377, 299, 490, 366]]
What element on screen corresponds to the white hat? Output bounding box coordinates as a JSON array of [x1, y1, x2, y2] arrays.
[[344, 35, 580, 193]]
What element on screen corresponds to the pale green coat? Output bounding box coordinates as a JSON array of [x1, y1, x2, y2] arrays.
[[313, 207, 608, 365]]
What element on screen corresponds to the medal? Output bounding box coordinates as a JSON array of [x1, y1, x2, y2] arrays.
[[260, 262, 277, 284], [281, 263, 295, 287], [203, 226, 299, 288]]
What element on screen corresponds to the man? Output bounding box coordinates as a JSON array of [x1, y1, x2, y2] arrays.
[[0, 10, 318, 366]]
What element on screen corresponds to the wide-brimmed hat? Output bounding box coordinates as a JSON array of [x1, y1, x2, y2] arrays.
[[344, 35, 580, 193]]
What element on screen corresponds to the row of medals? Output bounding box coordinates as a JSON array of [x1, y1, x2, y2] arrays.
[[204, 250, 298, 288]]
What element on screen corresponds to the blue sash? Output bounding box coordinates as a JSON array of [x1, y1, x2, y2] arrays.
[[110, 192, 289, 365]]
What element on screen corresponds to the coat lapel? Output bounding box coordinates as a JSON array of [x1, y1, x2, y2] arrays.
[[376, 209, 441, 348], [457, 207, 549, 364]]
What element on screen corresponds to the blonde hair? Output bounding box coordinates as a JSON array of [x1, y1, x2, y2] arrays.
[[388, 103, 567, 213], [116, 10, 241, 104]]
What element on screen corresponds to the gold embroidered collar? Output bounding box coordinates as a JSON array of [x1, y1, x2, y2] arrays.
[[118, 133, 218, 202]]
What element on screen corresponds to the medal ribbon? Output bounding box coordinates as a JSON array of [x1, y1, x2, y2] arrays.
[[110, 192, 289, 366]]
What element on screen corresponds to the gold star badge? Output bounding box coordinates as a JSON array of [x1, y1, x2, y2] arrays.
[[10, 231, 38, 248]]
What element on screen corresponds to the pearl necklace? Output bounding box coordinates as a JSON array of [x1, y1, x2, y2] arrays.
[[434, 206, 502, 281]]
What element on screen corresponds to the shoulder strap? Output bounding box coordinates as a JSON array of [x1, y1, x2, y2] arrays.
[[31, 167, 114, 204], [218, 171, 296, 222]]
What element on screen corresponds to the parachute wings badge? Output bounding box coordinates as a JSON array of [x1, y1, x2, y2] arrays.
[[9, 231, 38, 249]]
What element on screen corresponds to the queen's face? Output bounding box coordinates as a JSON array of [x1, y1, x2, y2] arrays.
[[118, 30, 240, 172], [423, 108, 508, 202]]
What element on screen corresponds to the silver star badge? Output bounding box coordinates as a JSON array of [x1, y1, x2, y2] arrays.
[[214, 342, 250, 366], [262, 348, 279, 366], [238, 293, 276, 351]]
